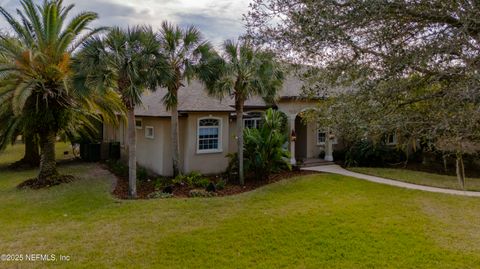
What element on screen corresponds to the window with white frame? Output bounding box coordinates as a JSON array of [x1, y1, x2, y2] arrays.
[[317, 129, 338, 145], [385, 133, 397, 145], [145, 126, 154, 139], [197, 118, 222, 153], [243, 112, 263, 129], [135, 119, 143, 129], [317, 131, 326, 145]]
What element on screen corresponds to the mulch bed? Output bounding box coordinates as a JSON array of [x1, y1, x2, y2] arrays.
[[17, 175, 76, 190], [111, 169, 319, 200]]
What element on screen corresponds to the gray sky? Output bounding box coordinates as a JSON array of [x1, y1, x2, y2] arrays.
[[0, 0, 252, 46]]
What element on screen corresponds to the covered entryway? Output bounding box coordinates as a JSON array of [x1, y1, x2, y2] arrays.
[[294, 115, 308, 162], [282, 106, 334, 166]]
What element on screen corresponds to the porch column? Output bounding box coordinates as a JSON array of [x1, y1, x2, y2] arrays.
[[324, 128, 334, 162], [288, 115, 296, 165]]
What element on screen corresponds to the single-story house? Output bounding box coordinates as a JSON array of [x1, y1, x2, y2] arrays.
[[103, 77, 343, 176]]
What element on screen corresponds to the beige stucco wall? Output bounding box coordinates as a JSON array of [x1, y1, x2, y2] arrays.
[[135, 117, 166, 175], [104, 117, 169, 175], [101, 98, 341, 177], [105, 112, 231, 176], [154, 117, 188, 177], [183, 112, 230, 175], [276, 99, 319, 117], [136, 116, 193, 176]]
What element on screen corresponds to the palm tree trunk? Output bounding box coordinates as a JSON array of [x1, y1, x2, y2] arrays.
[[236, 101, 245, 185], [127, 107, 137, 199], [456, 152, 466, 190], [171, 102, 181, 177], [11, 131, 40, 168], [22, 131, 40, 167], [38, 130, 58, 183]]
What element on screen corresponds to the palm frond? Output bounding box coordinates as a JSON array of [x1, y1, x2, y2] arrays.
[[0, 0, 110, 151], [206, 39, 285, 106], [0, 6, 32, 45]]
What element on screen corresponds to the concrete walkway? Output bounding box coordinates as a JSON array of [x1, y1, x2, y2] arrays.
[[302, 164, 480, 198]]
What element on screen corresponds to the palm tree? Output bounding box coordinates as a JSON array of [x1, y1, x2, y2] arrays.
[[204, 39, 284, 185], [0, 100, 39, 168], [158, 22, 216, 177], [0, 82, 123, 166], [0, 0, 107, 184], [76, 26, 167, 198]]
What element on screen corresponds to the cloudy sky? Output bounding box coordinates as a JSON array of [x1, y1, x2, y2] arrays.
[[0, 0, 252, 46]]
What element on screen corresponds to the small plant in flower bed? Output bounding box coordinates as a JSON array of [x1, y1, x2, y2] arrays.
[[189, 189, 218, 197], [137, 167, 149, 181], [173, 171, 210, 188], [147, 191, 174, 199], [206, 182, 216, 192], [215, 180, 226, 190], [109, 161, 319, 199], [153, 177, 172, 190]]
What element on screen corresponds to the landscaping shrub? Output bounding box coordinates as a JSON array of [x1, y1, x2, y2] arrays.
[[243, 109, 291, 180], [206, 182, 216, 192], [137, 166, 149, 181], [333, 149, 347, 162], [173, 171, 210, 188], [225, 153, 239, 182], [215, 179, 226, 190], [153, 177, 172, 191], [345, 140, 406, 167]]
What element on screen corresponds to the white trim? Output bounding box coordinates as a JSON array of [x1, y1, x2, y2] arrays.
[[135, 118, 143, 129], [145, 126, 154, 139], [196, 117, 223, 154]]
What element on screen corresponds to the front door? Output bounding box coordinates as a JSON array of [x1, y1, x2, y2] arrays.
[[294, 115, 308, 161]]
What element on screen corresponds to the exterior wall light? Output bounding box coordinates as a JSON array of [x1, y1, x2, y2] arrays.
[[291, 130, 297, 142]]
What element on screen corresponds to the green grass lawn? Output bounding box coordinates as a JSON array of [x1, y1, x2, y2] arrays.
[[349, 167, 480, 192], [1, 145, 480, 268], [0, 141, 74, 169]]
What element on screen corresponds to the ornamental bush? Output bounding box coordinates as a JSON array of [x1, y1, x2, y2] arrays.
[[345, 140, 406, 167], [243, 109, 291, 180], [173, 171, 210, 188]]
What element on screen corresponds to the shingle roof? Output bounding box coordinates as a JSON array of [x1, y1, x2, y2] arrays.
[[134, 76, 306, 117]]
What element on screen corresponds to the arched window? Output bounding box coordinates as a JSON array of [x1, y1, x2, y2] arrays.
[[197, 118, 222, 153]]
